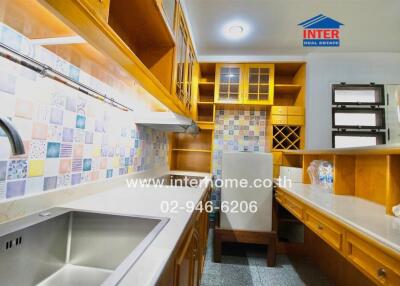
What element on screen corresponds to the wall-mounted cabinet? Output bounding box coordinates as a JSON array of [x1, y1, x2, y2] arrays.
[[107, 0, 176, 92], [215, 64, 244, 103], [244, 64, 274, 105]]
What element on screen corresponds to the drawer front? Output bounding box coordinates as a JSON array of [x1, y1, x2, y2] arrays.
[[287, 115, 304, 126], [284, 195, 303, 220], [271, 106, 288, 115], [304, 210, 343, 251], [271, 115, 288, 125], [346, 233, 400, 286], [287, 106, 304, 116], [275, 189, 285, 204]]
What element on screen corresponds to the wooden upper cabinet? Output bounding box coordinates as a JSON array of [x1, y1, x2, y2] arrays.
[[80, 0, 111, 21], [244, 63, 275, 105], [215, 64, 244, 103], [174, 3, 196, 110]]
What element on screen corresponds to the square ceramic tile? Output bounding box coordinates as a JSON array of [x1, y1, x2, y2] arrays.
[[0, 161, 7, 181], [83, 158, 92, 172], [57, 174, 71, 188], [15, 98, 34, 119], [60, 143, 72, 158], [63, 110, 76, 127], [29, 140, 46, 159], [28, 160, 45, 177], [13, 117, 32, 140], [25, 177, 44, 195], [76, 115, 86, 129], [0, 181, 5, 200], [81, 171, 90, 183], [85, 131, 94, 144], [51, 93, 66, 108], [47, 125, 63, 141], [74, 129, 85, 143], [62, 127, 74, 142], [71, 173, 81, 185], [44, 158, 59, 177], [6, 180, 26, 198], [50, 107, 63, 125], [43, 176, 57, 191], [32, 122, 48, 140], [72, 159, 82, 172], [7, 159, 27, 180], [73, 144, 84, 158], [46, 142, 61, 158], [65, 96, 77, 112], [106, 169, 113, 178], [59, 159, 71, 174]]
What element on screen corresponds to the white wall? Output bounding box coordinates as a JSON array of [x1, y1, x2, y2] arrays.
[[305, 53, 400, 149]]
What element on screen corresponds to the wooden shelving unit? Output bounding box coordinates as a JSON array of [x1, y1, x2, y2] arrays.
[[169, 129, 214, 173], [272, 126, 301, 150], [281, 147, 400, 216]]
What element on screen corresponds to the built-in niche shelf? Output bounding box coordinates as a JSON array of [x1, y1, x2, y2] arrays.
[[281, 148, 400, 216]]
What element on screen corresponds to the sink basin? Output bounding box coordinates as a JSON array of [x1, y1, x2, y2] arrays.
[[153, 174, 206, 187], [0, 208, 168, 286]]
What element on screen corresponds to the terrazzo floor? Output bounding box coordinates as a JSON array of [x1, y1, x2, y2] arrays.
[[201, 230, 333, 286]]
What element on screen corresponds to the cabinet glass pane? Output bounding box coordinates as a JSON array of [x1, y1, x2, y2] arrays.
[[260, 74, 269, 84], [259, 94, 268, 100], [249, 74, 258, 84], [218, 66, 242, 101], [260, 68, 269, 74], [249, 94, 258, 100], [259, 85, 269, 93], [249, 85, 258, 93]]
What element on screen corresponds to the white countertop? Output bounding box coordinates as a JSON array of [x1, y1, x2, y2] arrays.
[[276, 182, 400, 253], [59, 171, 211, 286]]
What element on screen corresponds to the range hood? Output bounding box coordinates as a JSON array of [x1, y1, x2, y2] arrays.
[[135, 112, 199, 134]]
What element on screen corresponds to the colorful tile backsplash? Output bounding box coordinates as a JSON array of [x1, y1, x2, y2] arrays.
[[0, 23, 168, 200]]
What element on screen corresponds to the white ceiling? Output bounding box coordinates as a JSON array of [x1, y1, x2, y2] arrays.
[[181, 0, 400, 61]]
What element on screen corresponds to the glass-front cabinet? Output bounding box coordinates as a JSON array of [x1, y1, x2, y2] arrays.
[[215, 64, 244, 103], [215, 63, 275, 104], [244, 64, 274, 105]]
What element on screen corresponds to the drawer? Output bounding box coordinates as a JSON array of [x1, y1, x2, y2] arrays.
[[287, 115, 304, 126], [271, 106, 288, 115], [271, 115, 288, 125], [284, 195, 304, 220], [272, 152, 283, 165], [304, 210, 343, 251], [287, 106, 304, 116], [346, 232, 400, 286]]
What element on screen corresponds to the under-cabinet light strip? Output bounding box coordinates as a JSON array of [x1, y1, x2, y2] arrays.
[[0, 42, 133, 112]]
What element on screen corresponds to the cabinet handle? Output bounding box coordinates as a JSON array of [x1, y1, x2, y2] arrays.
[[377, 268, 387, 278]]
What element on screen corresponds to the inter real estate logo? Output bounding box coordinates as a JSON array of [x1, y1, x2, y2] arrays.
[[298, 14, 344, 47]]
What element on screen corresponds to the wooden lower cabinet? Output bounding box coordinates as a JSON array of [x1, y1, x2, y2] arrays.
[[157, 190, 210, 286], [276, 188, 400, 286]]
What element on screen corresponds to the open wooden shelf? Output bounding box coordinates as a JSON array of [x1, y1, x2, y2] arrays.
[[197, 104, 214, 122], [170, 150, 212, 173], [172, 149, 211, 153], [108, 0, 175, 92], [281, 149, 400, 216], [172, 130, 213, 150], [275, 84, 302, 94]]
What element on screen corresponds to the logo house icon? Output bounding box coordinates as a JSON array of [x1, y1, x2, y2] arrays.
[[298, 14, 344, 47]]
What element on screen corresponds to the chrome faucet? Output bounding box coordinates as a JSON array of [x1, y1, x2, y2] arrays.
[[0, 116, 25, 155]]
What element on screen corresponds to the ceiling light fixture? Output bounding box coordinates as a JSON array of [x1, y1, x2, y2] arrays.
[[222, 20, 250, 40]]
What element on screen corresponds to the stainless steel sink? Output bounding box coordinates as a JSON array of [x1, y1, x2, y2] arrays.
[[0, 208, 168, 286], [153, 174, 206, 187]]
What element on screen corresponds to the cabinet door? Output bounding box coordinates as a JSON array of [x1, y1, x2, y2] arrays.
[[244, 64, 274, 105], [185, 47, 195, 109], [192, 230, 200, 286], [175, 21, 187, 102], [215, 64, 244, 103], [175, 229, 194, 286], [81, 0, 110, 21]]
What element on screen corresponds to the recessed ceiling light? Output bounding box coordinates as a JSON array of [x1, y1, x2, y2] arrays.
[[228, 25, 244, 35], [222, 20, 250, 40]]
